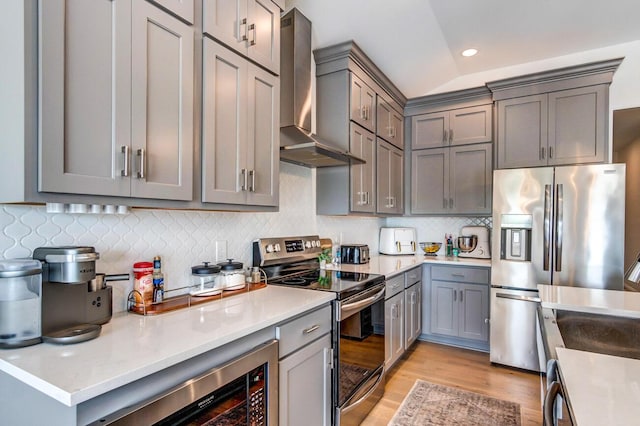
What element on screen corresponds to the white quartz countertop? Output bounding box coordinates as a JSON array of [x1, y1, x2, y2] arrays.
[[334, 254, 490, 277], [538, 284, 640, 318], [0, 286, 334, 406], [556, 347, 640, 426]]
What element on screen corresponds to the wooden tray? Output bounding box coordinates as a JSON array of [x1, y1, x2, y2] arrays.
[[127, 282, 267, 316]]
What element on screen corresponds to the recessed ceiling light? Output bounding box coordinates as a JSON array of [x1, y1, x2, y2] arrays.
[[462, 48, 478, 57]]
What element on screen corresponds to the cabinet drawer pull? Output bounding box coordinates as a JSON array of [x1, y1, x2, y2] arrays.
[[241, 168, 248, 191], [248, 23, 256, 46], [249, 169, 255, 192], [136, 148, 146, 179], [451, 273, 465, 278], [303, 324, 320, 334], [240, 18, 248, 41], [121, 146, 130, 177]]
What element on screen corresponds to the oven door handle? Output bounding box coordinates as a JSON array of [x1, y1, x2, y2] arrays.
[[339, 286, 386, 321]]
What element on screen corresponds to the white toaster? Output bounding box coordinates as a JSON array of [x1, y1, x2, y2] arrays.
[[379, 227, 417, 255]]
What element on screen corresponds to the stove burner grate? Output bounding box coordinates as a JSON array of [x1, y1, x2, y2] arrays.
[[280, 277, 308, 286]]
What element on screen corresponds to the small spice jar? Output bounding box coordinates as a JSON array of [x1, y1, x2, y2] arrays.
[[133, 261, 154, 306]]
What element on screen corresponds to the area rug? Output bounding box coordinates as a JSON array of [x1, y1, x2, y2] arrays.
[[389, 380, 521, 426]]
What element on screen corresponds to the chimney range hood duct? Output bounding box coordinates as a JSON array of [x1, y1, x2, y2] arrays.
[[280, 8, 364, 168]]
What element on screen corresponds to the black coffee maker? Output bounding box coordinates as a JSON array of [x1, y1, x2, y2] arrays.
[[33, 246, 124, 344]]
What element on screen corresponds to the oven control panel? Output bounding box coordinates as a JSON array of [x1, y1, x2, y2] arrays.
[[253, 236, 324, 266]]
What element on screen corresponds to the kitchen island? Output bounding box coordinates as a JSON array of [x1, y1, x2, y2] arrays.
[[539, 284, 640, 425], [0, 286, 334, 425]]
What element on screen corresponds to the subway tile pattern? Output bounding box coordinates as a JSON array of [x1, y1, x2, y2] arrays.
[[0, 162, 489, 312]]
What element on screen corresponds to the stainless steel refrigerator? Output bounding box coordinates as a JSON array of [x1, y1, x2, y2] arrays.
[[490, 164, 625, 372]]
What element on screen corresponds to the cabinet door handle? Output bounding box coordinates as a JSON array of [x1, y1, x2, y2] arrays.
[[459, 290, 463, 302], [443, 198, 447, 209], [541, 147, 546, 160], [121, 146, 130, 177], [241, 168, 248, 191], [449, 198, 453, 209], [248, 23, 256, 46], [549, 146, 553, 159], [453, 290, 457, 302], [303, 324, 320, 334], [249, 169, 255, 192], [136, 148, 146, 179], [240, 18, 248, 41], [366, 191, 370, 205], [443, 129, 448, 144], [449, 129, 453, 143]]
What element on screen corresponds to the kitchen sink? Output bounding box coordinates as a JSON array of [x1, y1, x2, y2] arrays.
[[555, 310, 640, 360]]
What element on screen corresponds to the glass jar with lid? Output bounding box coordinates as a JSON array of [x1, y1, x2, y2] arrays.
[[190, 262, 221, 296]]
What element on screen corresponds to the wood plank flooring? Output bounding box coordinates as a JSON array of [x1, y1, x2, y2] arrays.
[[361, 341, 543, 425]]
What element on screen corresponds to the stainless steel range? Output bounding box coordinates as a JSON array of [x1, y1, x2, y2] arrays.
[[254, 236, 386, 426]]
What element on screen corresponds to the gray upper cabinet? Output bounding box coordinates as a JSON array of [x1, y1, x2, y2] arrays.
[[410, 104, 492, 150], [202, 38, 279, 206], [488, 58, 623, 169], [411, 143, 492, 215], [314, 41, 407, 217], [376, 138, 403, 215], [376, 94, 404, 149], [350, 73, 376, 132], [148, 0, 194, 23], [203, 0, 280, 74], [39, 0, 194, 201], [496, 86, 607, 168], [350, 124, 376, 214]]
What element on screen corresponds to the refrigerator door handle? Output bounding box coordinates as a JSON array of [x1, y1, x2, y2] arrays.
[[543, 184, 552, 271], [495, 292, 542, 303], [555, 184, 563, 272]]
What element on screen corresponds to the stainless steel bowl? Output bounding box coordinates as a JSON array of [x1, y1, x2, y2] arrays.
[[457, 235, 478, 252]]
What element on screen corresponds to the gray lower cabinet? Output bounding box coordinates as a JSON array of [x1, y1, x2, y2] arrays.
[[385, 266, 422, 369], [39, 0, 194, 200], [277, 305, 333, 426], [202, 38, 279, 206], [426, 265, 490, 350], [410, 104, 492, 150], [496, 85, 607, 169], [376, 138, 403, 215], [404, 272, 422, 349], [411, 143, 492, 215], [385, 289, 404, 369], [202, 0, 280, 74]]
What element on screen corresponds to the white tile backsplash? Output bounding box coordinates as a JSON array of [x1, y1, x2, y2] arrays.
[[0, 162, 490, 312]]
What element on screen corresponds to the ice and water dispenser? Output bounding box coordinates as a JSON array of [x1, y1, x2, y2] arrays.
[[499, 214, 532, 261]]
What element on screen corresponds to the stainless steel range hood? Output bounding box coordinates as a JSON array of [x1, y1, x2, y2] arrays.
[[280, 8, 364, 168]]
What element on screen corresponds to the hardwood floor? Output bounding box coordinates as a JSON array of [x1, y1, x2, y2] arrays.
[[361, 341, 543, 425]]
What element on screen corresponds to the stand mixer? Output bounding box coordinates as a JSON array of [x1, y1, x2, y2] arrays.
[[458, 226, 491, 259]]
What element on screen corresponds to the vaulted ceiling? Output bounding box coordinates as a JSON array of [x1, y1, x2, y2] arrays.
[[286, 0, 640, 98]]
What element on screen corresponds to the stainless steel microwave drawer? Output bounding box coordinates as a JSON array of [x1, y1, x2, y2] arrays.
[[385, 274, 404, 298], [431, 265, 489, 284], [404, 266, 422, 288], [276, 304, 332, 358]]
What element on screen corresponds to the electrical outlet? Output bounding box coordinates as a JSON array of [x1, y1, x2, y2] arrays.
[[215, 240, 227, 262]]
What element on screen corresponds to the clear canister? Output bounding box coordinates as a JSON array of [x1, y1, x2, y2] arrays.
[[133, 262, 154, 306], [0, 259, 43, 348]]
